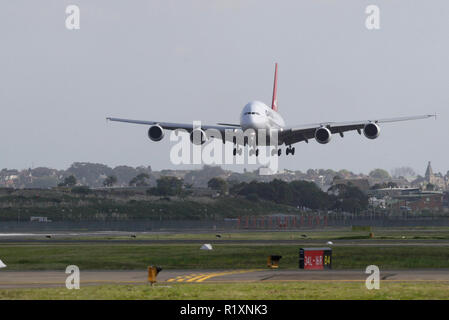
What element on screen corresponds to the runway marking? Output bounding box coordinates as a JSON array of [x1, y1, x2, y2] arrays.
[[161, 279, 449, 284], [0, 278, 449, 288], [201, 279, 449, 283], [166, 269, 261, 283], [196, 269, 260, 282], [166, 273, 204, 282], [185, 274, 209, 282]]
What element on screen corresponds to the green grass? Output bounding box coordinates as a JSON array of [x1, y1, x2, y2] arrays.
[[63, 227, 449, 241], [1, 244, 448, 270], [1, 282, 448, 300], [0, 191, 295, 221]]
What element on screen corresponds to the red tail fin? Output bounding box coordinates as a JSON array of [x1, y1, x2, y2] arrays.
[[271, 63, 278, 111]]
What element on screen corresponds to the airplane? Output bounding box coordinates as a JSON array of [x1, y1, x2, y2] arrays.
[[107, 63, 435, 156]]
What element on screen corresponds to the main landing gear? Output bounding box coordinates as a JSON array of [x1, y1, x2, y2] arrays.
[[249, 148, 259, 156], [234, 147, 260, 156], [232, 146, 294, 157]]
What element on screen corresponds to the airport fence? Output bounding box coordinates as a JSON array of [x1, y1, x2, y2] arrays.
[[0, 213, 449, 232], [234, 213, 449, 229]]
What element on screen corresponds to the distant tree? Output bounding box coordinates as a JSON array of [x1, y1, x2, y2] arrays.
[[332, 175, 343, 183], [71, 186, 91, 195], [208, 177, 228, 194], [28, 176, 59, 188], [112, 165, 141, 185], [58, 175, 77, 187], [245, 193, 259, 202], [371, 181, 398, 190], [332, 184, 368, 213], [391, 167, 416, 179], [147, 176, 183, 196], [426, 183, 435, 191], [103, 175, 118, 187], [369, 169, 391, 180], [183, 165, 226, 188], [337, 169, 353, 178], [306, 169, 317, 177], [129, 173, 150, 187], [66, 162, 113, 187], [386, 181, 398, 188], [157, 176, 183, 195], [230, 179, 334, 210]]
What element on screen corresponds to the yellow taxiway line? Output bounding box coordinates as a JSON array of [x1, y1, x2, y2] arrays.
[[167, 269, 262, 283]]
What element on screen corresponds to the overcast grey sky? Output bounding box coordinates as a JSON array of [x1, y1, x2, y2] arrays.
[[0, 1, 447, 175]]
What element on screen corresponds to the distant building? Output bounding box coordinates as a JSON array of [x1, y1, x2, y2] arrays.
[[443, 192, 449, 209], [370, 187, 421, 198], [412, 161, 447, 191], [30, 216, 51, 223], [369, 196, 386, 209], [369, 186, 444, 213], [332, 178, 370, 193], [391, 191, 444, 212]]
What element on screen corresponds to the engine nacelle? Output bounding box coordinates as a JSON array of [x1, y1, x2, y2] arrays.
[[148, 125, 164, 141], [315, 127, 332, 144], [190, 129, 207, 145], [363, 123, 380, 140]]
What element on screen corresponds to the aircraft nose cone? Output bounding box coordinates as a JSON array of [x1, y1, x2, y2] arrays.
[[242, 115, 265, 130]]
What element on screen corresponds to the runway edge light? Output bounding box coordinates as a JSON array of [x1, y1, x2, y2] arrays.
[[267, 255, 282, 269], [148, 266, 162, 285]]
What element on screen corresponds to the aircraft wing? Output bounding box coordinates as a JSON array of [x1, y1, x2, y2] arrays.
[[106, 117, 241, 133], [280, 114, 435, 146]]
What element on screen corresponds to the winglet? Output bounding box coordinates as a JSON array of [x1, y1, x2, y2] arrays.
[[271, 63, 278, 111]]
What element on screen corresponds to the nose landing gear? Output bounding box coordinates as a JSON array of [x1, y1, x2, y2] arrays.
[[286, 146, 295, 156]]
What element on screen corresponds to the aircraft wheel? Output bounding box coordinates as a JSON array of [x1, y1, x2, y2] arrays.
[[277, 148, 282, 156], [291, 147, 295, 155]]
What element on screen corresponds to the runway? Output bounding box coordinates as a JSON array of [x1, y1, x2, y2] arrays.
[[1, 269, 448, 289]]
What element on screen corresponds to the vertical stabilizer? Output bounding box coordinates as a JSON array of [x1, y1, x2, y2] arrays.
[[271, 63, 278, 111]]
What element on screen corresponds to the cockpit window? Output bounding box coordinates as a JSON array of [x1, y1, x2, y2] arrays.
[[244, 112, 261, 115]]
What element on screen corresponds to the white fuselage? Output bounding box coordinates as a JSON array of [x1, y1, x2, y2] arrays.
[[240, 101, 285, 132]]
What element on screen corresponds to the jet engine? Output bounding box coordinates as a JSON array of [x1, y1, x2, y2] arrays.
[[190, 129, 207, 145], [315, 127, 332, 144], [148, 125, 164, 141], [363, 123, 380, 140]]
